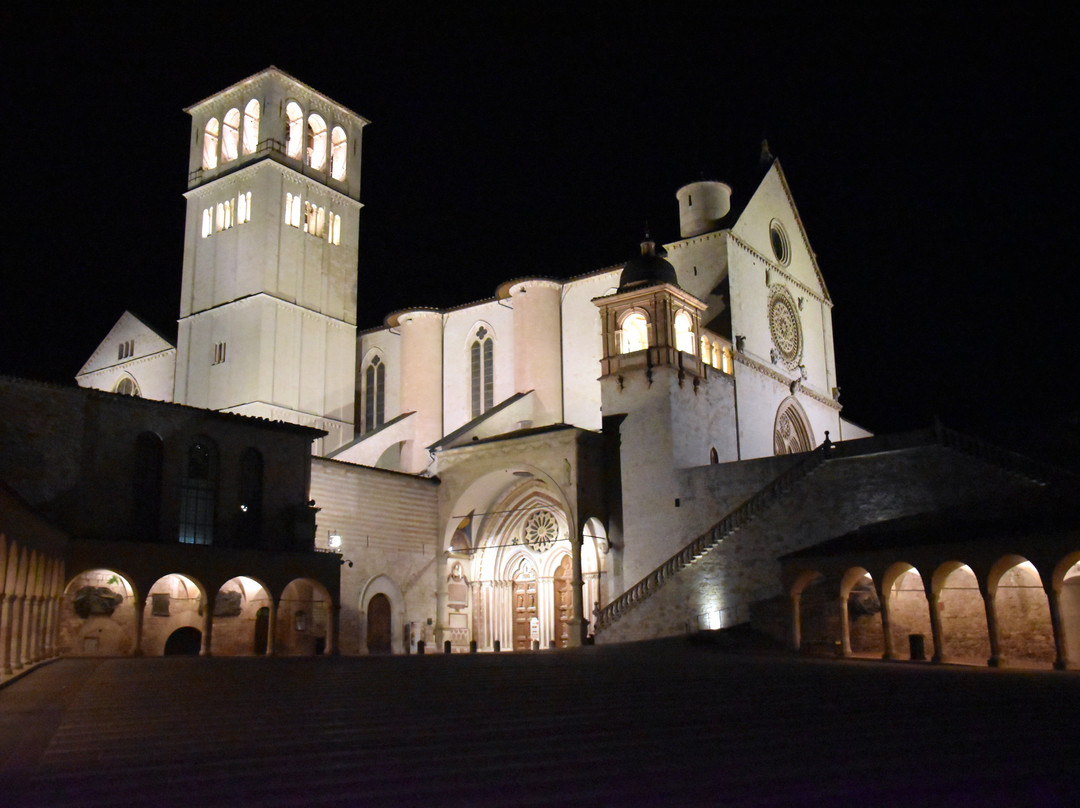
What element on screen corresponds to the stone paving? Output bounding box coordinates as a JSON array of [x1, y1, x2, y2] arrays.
[[0, 639, 1077, 807]]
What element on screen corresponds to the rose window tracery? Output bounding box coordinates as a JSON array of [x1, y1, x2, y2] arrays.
[[768, 286, 802, 369], [521, 509, 560, 553]]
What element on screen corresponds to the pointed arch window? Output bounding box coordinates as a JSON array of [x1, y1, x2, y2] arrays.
[[202, 118, 219, 170], [222, 108, 240, 163], [285, 101, 304, 159], [674, 309, 695, 355], [307, 114, 327, 170], [364, 356, 386, 432], [619, 311, 649, 354], [179, 438, 217, 545], [471, 327, 494, 419], [242, 99, 260, 155], [331, 126, 347, 180]]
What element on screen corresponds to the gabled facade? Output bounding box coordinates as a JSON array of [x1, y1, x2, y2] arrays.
[[75, 311, 176, 402]]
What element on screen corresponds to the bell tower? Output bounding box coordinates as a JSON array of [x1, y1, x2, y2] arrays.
[[175, 67, 367, 454]]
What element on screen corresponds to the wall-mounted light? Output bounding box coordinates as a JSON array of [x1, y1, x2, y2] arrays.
[[328, 530, 341, 549]]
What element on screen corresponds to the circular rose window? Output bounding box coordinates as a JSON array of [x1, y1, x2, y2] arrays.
[[522, 509, 560, 553], [769, 219, 790, 265], [768, 286, 802, 369]]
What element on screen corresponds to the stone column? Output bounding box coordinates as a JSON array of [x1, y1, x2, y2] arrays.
[[434, 553, 448, 649], [267, 599, 278, 656], [1, 595, 13, 675], [568, 522, 585, 648], [879, 586, 896, 660], [927, 591, 945, 664], [26, 596, 40, 664], [838, 595, 852, 657], [790, 593, 802, 652], [12, 595, 25, 669], [1047, 587, 1069, 671], [982, 590, 1001, 668], [201, 592, 215, 657], [132, 595, 146, 657], [327, 600, 339, 656]]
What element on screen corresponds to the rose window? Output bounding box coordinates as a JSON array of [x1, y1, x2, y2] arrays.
[[768, 287, 802, 369], [522, 509, 560, 552]]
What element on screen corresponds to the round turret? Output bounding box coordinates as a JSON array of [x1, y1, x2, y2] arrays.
[[676, 180, 732, 238]]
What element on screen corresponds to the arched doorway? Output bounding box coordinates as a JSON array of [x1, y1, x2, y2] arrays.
[[367, 593, 392, 655], [164, 626, 202, 656], [60, 569, 137, 656], [141, 573, 205, 657], [1057, 557, 1080, 668], [842, 569, 883, 657], [934, 563, 989, 664], [883, 564, 934, 660], [991, 557, 1054, 668], [212, 576, 272, 657]]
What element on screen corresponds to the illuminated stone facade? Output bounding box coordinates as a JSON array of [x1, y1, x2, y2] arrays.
[[49, 69, 1078, 667]]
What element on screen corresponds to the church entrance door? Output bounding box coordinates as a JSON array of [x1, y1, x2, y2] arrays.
[[164, 626, 201, 656], [367, 593, 392, 654], [553, 555, 572, 648], [513, 564, 538, 651]]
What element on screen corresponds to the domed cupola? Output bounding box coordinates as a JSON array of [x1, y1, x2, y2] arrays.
[[619, 237, 678, 291]]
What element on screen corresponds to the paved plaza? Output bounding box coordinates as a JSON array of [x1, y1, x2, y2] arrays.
[[1, 638, 1077, 807]]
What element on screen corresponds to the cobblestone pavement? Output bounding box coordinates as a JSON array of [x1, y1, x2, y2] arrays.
[[1, 640, 1077, 807]]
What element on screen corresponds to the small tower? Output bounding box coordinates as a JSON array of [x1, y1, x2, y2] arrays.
[[174, 68, 368, 454], [594, 238, 738, 585]]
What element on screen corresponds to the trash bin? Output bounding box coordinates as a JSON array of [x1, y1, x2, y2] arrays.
[[909, 633, 926, 660]]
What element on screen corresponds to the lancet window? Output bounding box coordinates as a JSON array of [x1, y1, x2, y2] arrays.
[[331, 126, 347, 180], [221, 108, 240, 163], [285, 102, 304, 159], [242, 99, 260, 155], [307, 114, 327, 170], [471, 327, 494, 419], [364, 356, 386, 432], [202, 118, 219, 170]]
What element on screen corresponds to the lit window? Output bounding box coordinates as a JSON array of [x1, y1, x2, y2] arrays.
[[304, 201, 316, 233], [307, 114, 327, 169], [316, 206, 325, 237], [331, 126, 347, 180], [202, 118, 219, 170], [237, 191, 251, 224], [721, 346, 733, 373], [215, 202, 224, 232], [674, 310, 695, 355], [201, 207, 212, 238], [222, 198, 233, 230], [471, 327, 494, 419], [285, 102, 304, 159], [222, 108, 240, 162], [242, 99, 260, 155], [179, 438, 217, 545], [619, 311, 649, 354], [364, 356, 385, 432], [700, 336, 710, 364], [329, 213, 341, 245], [285, 193, 301, 227], [213, 342, 227, 365]]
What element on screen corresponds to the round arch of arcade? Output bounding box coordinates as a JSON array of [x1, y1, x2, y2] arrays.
[[788, 549, 1080, 670], [55, 568, 337, 658], [443, 468, 607, 653]]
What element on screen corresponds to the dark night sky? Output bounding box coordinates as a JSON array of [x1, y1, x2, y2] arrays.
[[2, 9, 1074, 449]]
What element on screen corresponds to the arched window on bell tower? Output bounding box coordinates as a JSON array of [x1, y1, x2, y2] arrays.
[[242, 99, 260, 155], [285, 101, 303, 159], [331, 126, 347, 180], [307, 114, 327, 169], [221, 108, 240, 163], [202, 118, 219, 170], [471, 327, 494, 419]]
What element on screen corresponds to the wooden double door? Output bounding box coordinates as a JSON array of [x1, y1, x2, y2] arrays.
[[511, 556, 572, 651]]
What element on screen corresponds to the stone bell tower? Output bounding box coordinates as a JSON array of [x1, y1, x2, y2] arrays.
[[174, 67, 367, 455]]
